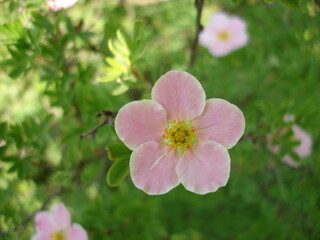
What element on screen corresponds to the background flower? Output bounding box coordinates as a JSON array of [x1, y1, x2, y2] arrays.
[[199, 11, 248, 57], [281, 124, 312, 168], [47, 0, 78, 11], [268, 115, 312, 168], [32, 203, 88, 240]]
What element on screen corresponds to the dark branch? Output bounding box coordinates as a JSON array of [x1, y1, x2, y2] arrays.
[[189, 0, 205, 67], [80, 110, 116, 140]]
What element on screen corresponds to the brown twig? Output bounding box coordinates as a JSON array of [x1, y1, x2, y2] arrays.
[[80, 110, 116, 140], [189, 0, 205, 67]]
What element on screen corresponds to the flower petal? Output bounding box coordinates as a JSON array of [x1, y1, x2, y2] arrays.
[[31, 232, 50, 240], [51, 203, 71, 231], [151, 70, 206, 121], [193, 98, 245, 149], [68, 223, 88, 240], [228, 17, 249, 49], [115, 100, 167, 150], [281, 155, 300, 168], [292, 125, 312, 157], [208, 12, 230, 30], [130, 141, 180, 195], [176, 141, 230, 195], [34, 211, 54, 233]]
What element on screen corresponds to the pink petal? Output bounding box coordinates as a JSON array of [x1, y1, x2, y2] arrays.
[[31, 232, 51, 240], [176, 141, 230, 195], [50, 203, 71, 231], [281, 155, 300, 168], [115, 100, 167, 150], [67, 224, 88, 240], [34, 211, 54, 233], [193, 99, 245, 149], [208, 12, 230, 30], [151, 70, 206, 121], [229, 17, 246, 31], [292, 125, 312, 157], [130, 141, 180, 195]]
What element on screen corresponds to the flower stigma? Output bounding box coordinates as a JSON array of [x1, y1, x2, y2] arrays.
[[218, 31, 230, 42], [51, 231, 65, 240], [162, 120, 198, 156]]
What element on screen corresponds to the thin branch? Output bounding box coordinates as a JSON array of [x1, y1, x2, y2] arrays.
[[189, 0, 205, 67], [80, 110, 116, 140]]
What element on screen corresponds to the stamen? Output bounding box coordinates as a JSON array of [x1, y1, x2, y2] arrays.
[[162, 120, 198, 156]]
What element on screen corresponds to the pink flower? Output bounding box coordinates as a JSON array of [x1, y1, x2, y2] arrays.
[[282, 124, 312, 168], [47, 0, 78, 11], [115, 70, 245, 195], [199, 12, 249, 57], [32, 203, 88, 240], [268, 115, 312, 168]]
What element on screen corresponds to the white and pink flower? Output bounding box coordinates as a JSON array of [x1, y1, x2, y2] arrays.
[[31, 203, 88, 240], [47, 0, 78, 11], [199, 12, 249, 57], [115, 70, 245, 195]]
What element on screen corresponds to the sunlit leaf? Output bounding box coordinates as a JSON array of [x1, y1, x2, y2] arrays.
[[112, 83, 129, 95]]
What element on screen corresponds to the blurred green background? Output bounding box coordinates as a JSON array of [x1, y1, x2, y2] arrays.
[[0, 0, 320, 239]]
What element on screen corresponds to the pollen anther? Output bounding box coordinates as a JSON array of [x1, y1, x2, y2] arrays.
[[162, 120, 198, 156]]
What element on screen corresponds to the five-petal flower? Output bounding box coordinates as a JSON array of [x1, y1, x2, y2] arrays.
[[31, 203, 88, 240], [115, 70, 245, 195], [199, 12, 249, 57]]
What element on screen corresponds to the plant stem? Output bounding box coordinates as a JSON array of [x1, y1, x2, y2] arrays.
[[80, 110, 116, 140], [189, 0, 205, 67]]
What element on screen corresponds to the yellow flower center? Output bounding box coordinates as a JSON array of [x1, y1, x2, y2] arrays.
[[51, 231, 65, 240], [162, 120, 198, 156], [218, 31, 230, 42]]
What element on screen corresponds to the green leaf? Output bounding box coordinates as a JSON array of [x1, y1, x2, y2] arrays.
[[280, 0, 301, 9], [112, 83, 129, 96], [9, 63, 28, 79], [264, 0, 275, 3], [31, 12, 54, 31], [0, 21, 24, 41], [106, 143, 132, 161], [106, 57, 128, 73], [107, 157, 130, 187], [0, 122, 7, 138]]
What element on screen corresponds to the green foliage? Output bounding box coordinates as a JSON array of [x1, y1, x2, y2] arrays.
[[0, 0, 320, 240], [107, 157, 130, 187], [99, 21, 146, 95], [106, 142, 132, 186]]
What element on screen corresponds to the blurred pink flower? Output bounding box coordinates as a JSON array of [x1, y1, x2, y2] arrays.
[[281, 124, 312, 168], [268, 115, 312, 168], [47, 0, 78, 11], [32, 203, 88, 240], [199, 12, 249, 57], [115, 70, 245, 195]]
